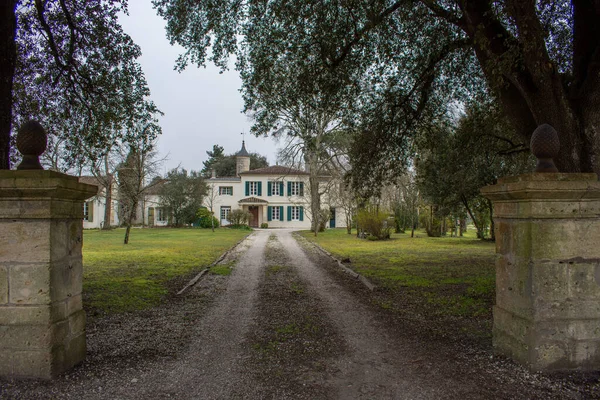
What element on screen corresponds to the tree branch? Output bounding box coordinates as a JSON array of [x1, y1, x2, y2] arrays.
[[420, 0, 464, 27], [329, 0, 406, 69]]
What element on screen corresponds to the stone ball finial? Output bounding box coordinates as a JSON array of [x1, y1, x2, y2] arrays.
[[16, 120, 47, 170], [530, 124, 559, 173]]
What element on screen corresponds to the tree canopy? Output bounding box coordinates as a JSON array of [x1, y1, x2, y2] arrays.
[[1, 0, 160, 170], [154, 0, 600, 184], [159, 168, 206, 226], [416, 103, 534, 238]]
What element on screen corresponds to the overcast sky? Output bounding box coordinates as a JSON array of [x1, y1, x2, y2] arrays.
[[118, 0, 280, 174]]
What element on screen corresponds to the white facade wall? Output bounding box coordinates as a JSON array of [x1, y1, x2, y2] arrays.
[[144, 194, 169, 227], [82, 193, 120, 229], [208, 171, 348, 229], [81, 167, 351, 230]]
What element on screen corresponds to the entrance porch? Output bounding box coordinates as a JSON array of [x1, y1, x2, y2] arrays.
[[238, 196, 268, 228]]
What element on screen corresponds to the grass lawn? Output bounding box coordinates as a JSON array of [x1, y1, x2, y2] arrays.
[[83, 228, 249, 315], [300, 228, 496, 324]]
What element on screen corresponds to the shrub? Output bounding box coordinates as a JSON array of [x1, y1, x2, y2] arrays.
[[229, 209, 251, 227], [229, 224, 253, 231], [260, 222, 268, 229], [196, 208, 219, 229], [356, 207, 391, 240]]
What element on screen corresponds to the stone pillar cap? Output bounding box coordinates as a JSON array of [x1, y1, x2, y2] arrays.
[[0, 170, 98, 201], [481, 173, 600, 202]]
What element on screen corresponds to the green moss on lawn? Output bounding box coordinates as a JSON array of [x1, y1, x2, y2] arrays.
[[211, 263, 234, 276]]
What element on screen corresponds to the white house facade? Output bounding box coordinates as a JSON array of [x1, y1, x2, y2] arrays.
[[79, 142, 348, 230], [208, 142, 348, 229], [78, 176, 120, 229]]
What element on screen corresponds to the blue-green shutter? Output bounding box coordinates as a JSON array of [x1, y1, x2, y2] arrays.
[[279, 206, 284, 221], [267, 181, 272, 196], [299, 206, 304, 221], [299, 182, 304, 196], [287, 206, 292, 221], [279, 182, 284, 196], [245, 181, 249, 196], [267, 206, 272, 221], [288, 181, 292, 196], [258, 181, 262, 196]]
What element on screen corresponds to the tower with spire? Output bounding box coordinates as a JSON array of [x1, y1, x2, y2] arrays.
[[236, 141, 250, 177]]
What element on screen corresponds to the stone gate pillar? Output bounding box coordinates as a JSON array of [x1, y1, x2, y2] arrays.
[[482, 172, 600, 371], [0, 122, 97, 379]]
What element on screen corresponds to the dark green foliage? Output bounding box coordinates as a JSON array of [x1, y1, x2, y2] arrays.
[[3, 1, 161, 170], [196, 207, 219, 229], [154, 0, 600, 184], [260, 222, 268, 229], [416, 104, 534, 239], [159, 169, 206, 227]]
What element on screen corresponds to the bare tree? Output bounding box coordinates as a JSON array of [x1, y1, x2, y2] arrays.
[[203, 183, 219, 232], [117, 132, 163, 245], [276, 121, 349, 236], [87, 146, 122, 230]]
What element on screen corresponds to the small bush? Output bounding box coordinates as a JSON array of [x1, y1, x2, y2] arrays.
[[356, 207, 391, 240], [229, 209, 251, 226], [196, 207, 219, 229], [228, 224, 253, 230], [260, 222, 268, 229]]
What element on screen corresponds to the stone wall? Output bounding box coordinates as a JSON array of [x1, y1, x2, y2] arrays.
[[0, 171, 96, 379], [482, 173, 600, 371]]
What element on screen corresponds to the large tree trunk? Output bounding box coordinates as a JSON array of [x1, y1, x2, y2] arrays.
[[306, 149, 322, 236], [0, 1, 17, 170], [123, 200, 137, 244], [457, 0, 600, 176], [310, 174, 321, 236], [103, 173, 113, 230], [487, 198, 495, 242], [461, 195, 484, 239]]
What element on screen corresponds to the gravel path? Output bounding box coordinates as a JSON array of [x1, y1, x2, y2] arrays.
[[1, 229, 599, 399], [125, 230, 269, 399], [279, 230, 456, 399]]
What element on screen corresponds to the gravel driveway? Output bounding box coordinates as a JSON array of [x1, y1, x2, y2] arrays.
[[1, 229, 599, 399]]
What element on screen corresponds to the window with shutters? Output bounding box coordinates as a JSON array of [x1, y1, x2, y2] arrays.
[[249, 181, 259, 196], [270, 181, 280, 196], [290, 182, 300, 196], [291, 206, 300, 221], [272, 206, 280, 220]]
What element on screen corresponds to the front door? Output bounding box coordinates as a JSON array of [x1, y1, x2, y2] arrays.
[[329, 208, 336, 228], [249, 206, 259, 227]]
